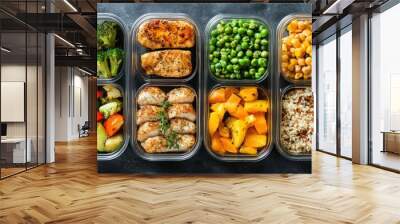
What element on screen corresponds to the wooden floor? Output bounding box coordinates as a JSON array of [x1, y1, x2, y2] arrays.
[[0, 136, 400, 224]]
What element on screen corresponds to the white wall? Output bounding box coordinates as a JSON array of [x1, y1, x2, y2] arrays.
[[54, 67, 89, 141]]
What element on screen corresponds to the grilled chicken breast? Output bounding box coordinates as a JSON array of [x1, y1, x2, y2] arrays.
[[137, 86, 166, 106], [136, 105, 162, 125], [167, 87, 195, 104], [137, 19, 195, 49], [141, 50, 192, 78], [137, 121, 161, 142], [168, 103, 196, 121], [141, 134, 195, 153], [170, 118, 196, 134]]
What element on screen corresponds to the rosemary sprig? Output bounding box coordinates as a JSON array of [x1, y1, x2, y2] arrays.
[[157, 100, 179, 149]]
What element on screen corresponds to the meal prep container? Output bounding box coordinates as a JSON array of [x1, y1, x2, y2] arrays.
[[130, 13, 202, 161], [276, 85, 312, 161], [205, 14, 271, 84], [204, 84, 273, 162], [277, 14, 312, 85], [132, 84, 201, 161], [97, 83, 129, 161], [97, 13, 127, 83], [132, 13, 200, 83]]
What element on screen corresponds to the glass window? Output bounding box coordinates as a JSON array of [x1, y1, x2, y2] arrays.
[[317, 36, 337, 154], [339, 28, 352, 158], [371, 3, 400, 171]]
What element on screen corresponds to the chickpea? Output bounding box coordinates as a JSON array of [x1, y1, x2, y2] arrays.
[[291, 38, 301, 48], [295, 48, 305, 58], [295, 72, 303, 79], [306, 45, 312, 55], [302, 65, 311, 75], [290, 58, 297, 65], [288, 64, 295, 72], [298, 58, 305, 66], [305, 57, 312, 65], [282, 54, 289, 62], [295, 65, 301, 73]]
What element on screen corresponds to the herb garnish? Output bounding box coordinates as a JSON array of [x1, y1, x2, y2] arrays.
[[157, 100, 179, 149]]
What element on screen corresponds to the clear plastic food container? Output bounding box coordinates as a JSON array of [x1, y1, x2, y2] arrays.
[[97, 83, 129, 161], [277, 14, 312, 85], [203, 84, 273, 162], [132, 83, 201, 161], [97, 13, 127, 83], [276, 85, 312, 161], [132, 13, 200, 83], [205, 14, 271, 84]]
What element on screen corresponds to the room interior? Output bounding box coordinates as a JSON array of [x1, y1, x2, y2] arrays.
[[0, 0, 399, 222]]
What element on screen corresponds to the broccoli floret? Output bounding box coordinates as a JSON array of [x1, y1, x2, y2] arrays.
[[97, 21, 118, 49], [97, 51, 111, 78], [99, 99, 122, 119], [107, 48, 124, 76]]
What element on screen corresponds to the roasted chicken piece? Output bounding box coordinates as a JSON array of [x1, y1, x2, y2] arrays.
[[141, 50, 192, 78], [137, 86, 166, 106], [167, 87, 195, 104], [137, 19, 195, 49], [137, 121, 161, 142], [168, 103, 196, 121], [141, 134, 196, 153], [170, 118, 196, 134], [136, 105, 162, 125]]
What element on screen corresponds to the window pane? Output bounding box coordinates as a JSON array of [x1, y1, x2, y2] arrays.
[[340, 29, 352, 158], [318, 37, 337, 154], [371, 3, 400, 171]]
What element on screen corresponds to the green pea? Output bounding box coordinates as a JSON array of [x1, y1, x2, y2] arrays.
[[212, 51, 219, 57], [253, 51, 261, 58], [242, 23, 249, 28], [213, 58, 219, 64], [223, 36, 229, 42], [230, 49, 237, 57], [247, 29, 254, 36], [215, 71, 221, 76], [216, 40, 224, 47], [249, 22, 257, 30], [217, 27, 224, 34], [209, 45, 215, 53], [251, 58, 258, 67], [242, 36, 250, 42], [224, 42, 230, 48], [211, 29, 219, 37], [225, 26, 232, 34], [220, 54, 228, 61], [235, 45, 242, 52], [243, 57, 250, 65], [258, 67, 266, 74], [260, 45, 267, 51], [254, 33, 262, 39], [245, 50, 253, 57], [231, 19, 238, 27], [233, 65, 240, 71], [230, 41, 237, 48], [241, 42, 249, 50], [260, 29, 268, 37], [235, 74, 241, 79], [238, 58, 246, 67], [209, 54, 214, 60], [255, 72, 262, 78], [253, 43, 260, 50], [234, 34, 241, 41], [222, 69, 228, 74], [238, 20, 244, 27], [230, 74, 235, 79], [258, 58, 267, 67], [231, 58, 238, 64], [237, 51, 244, 58], [261, 39, 268, 46], [249, 68, 256, 75], [227, 64, 233, 72], [210, 64, 215, 72], [210, 38, 217, 45], [244, 71, 250, 78], [238, 27, 246, 34], [261, 51, 268, 58], [215, 63, 222, 69], [233, 27, 238, 34]]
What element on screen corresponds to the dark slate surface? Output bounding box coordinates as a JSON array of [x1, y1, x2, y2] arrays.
[[97, 3, 312, 174]]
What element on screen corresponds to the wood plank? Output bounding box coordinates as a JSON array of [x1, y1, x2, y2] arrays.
[[0, 135, 399, 223]]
